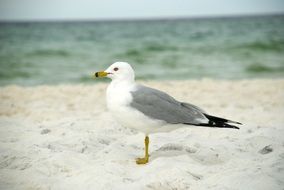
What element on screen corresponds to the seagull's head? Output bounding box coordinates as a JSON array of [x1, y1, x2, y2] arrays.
[[94, 62, 135, 82]]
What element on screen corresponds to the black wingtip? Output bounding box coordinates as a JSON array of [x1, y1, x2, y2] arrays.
[[231, 125, 240, 130], [203, 113, 242, 127], [185, 122, 240, 129], [229, 121, 242, 125], [95, 72, 99, 77], [214, 122, 240, 130]]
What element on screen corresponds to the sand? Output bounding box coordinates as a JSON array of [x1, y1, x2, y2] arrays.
[[0, 79, 284, 190]]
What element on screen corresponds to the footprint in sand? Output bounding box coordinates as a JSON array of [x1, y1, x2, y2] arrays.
[[150, 143, 197, 159], [151, 143, 229, 166]]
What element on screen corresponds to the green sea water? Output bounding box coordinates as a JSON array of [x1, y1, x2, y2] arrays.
[[0, 15, 284, 86]]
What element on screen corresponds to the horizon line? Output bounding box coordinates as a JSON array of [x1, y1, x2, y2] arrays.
[[0, 12, 283, 23]]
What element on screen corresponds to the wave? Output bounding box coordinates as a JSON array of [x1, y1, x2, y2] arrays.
[[28, 49, 71, 57], [235, 40, 284, 52], [246, 64, 284, 73], [143, 44, 178, 52], [118, 44, 179, 63], [0, 68, 30, 80]]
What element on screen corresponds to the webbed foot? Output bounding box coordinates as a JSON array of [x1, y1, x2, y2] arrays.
[[136, 156, 149, 164]]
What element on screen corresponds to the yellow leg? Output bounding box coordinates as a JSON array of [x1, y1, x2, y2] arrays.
[[136, 136, 149, 164]]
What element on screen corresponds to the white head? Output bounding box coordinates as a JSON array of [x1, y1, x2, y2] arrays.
[[95, 62, 135, 82]]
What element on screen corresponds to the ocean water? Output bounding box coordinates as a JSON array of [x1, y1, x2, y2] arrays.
[[0, 15, 284, 86]]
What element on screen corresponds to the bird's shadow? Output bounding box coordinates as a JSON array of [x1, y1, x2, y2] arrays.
[[149, 143, 197, 160], [148, 143, 228, 166], [148, 144, 204, 180]]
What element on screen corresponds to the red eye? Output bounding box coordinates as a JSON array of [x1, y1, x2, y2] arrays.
[[114, 67, 119, 71]]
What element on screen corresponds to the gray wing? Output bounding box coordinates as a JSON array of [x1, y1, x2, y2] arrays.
[[130, 85, 208, 125]]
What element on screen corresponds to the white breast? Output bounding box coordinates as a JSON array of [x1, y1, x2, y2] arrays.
[[106, 81, 134, 110]]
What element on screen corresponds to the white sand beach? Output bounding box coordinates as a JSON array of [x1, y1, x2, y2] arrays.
[[0, 79, 284, 190]]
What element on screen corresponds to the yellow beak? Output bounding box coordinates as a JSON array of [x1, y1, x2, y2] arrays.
[[94, 71, 108, 78]]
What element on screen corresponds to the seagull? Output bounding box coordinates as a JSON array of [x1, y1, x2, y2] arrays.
[[94, 62, 241, 164]]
